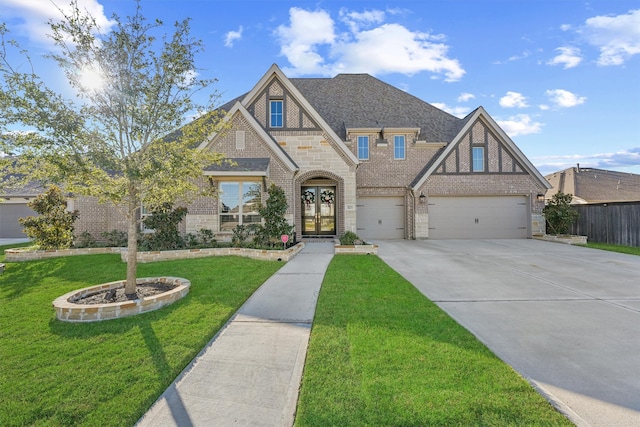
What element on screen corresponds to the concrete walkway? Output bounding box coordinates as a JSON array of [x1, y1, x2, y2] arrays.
[[136, 242, 334, 427]]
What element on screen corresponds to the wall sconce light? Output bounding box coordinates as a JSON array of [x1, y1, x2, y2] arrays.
[[536, 193, 545, 202], [419, 192, 426, 203]]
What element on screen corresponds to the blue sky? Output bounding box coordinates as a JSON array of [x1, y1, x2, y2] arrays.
[[1, 0, 639, 175]]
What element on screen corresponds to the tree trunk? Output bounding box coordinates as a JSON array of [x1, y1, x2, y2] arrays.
[[124, 190, 139, 296]]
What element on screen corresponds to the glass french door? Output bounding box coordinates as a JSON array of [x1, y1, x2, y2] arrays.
[[301, 186, 336, 235]]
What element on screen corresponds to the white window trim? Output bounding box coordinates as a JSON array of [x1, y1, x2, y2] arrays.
[[357, 135, 369, 160], [394, 135, 406, 160]]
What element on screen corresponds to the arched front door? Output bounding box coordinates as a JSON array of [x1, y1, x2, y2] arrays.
[[301, 185, 336, 236]]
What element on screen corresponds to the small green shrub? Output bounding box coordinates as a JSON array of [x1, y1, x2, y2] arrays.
[[139, 203, 188, 251], [101, 230, 127, 247], [543, 192, 579, 235], [75, 231, 98, 248], [18, 185, 79, 249], [232, 224, 252, 248], [339, 231, 363, 245]]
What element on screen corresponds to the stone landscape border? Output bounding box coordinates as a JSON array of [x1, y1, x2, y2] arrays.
[[4, 243, 305, 263], [534, 234, 588, 245], [53, 277, 190, 322], [334, 243, 378, 255], [122, 242, 305, 263], [5, 247, 124, 262]]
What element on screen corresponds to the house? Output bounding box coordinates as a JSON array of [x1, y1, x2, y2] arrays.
[[1, 64, 550, 241], [0, 180, 39, 238], [189, 64, 549, 240], [545, 166, 640, 204]]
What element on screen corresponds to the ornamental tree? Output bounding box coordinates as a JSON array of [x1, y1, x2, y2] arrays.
[[0, 1, 224, 296], [543, 192, 579, 235], [19, 185, 79, 250]]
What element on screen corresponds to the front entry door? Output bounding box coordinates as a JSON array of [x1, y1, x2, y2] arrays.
[[302, 186, 336, 235]]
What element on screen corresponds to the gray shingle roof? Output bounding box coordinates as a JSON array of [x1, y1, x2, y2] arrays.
[[545, 167, 640, 203], [204, 158, 269, 173], [290, 74, 465, 142]]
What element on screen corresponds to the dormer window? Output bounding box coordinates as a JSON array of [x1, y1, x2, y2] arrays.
[[270, 100, 283, 128]]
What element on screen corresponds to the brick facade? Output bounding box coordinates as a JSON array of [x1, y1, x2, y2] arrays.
[[66, 65, 549, 242]]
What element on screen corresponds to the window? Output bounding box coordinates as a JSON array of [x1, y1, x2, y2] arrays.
[[270, 100, 283, 128], [472, 147, 485, 172], [357, 136, 369, 160], [219, 181, 262, 231], [394, 135, 405, 160]]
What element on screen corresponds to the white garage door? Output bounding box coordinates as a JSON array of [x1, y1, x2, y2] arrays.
[[356, 197, 404, 239], [0, 203, 34, 238], [428, 196, 528, 239]]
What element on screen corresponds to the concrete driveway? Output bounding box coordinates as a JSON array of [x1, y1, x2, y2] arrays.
[[377, 239, 640, 427]]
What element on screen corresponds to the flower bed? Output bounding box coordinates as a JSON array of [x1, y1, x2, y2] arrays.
[[53, 277, 190, 322]]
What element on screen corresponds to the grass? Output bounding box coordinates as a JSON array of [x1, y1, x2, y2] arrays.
[[583, 242, 640, 256], [0, 244, 282, 427], [295, 255, 573, 426]]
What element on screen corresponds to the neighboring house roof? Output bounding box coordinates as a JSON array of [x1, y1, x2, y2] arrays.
[[545, 166, 640, 204]]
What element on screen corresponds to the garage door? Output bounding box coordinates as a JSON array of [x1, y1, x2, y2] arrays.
[[428, 196, 528, 239], [0, 203, 35, 238], [356, 197, 404, 239]]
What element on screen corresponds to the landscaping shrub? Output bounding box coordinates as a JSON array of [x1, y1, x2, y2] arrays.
[[543, 192, 579, 235], [339, 231, 363, 245], [19, 185, 79, 249], [139, 204, 188, 251], [252, 183, 294, 247]]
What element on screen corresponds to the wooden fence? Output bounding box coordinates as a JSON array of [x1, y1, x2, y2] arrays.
[[570, 201, 640, 247]]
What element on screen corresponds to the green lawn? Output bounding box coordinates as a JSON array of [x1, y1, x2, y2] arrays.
[[295, 255, 572, 426], [584, 242, 640, 256], [0, 246, 282, 426]]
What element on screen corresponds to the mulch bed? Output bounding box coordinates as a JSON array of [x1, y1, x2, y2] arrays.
[[71, 282, 178, 304]]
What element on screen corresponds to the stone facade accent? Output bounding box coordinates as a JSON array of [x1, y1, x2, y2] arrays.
[[53, 277, 190, 322]]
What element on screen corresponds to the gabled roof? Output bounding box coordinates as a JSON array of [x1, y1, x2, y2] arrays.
[[545, 166, 640, 203], [198, 101, 298, 172], [411, 107, 551, 190], [290, 74, 463, 142], [240, 64, 359, 166]]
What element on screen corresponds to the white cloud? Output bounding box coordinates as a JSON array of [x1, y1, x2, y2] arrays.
[[430, 103, 471, 118], [582, 9, 640, 66], [0, 0, 114, 45], [457, 92, 475, 102], [275, 7, 465, 81], [339, 8, 385, 33], [224, 26, 243, 48], [499, 91, 529, 108], [545, 89, 586, 108], [496, 114, 543, 137], [547, 46, 583, 69], [275, 8, 336, 76]]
